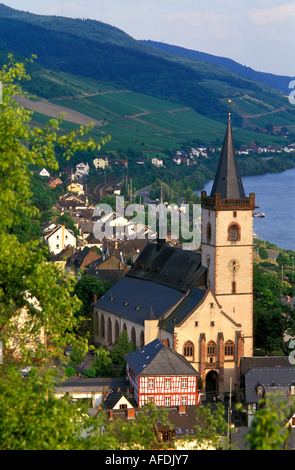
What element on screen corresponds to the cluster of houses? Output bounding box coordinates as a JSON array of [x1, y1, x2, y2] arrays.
[[54, 340, 295, 449], [40, 187, 156, 281], [39, 138, 295, 187], [150, 147, 212, 168], [237, 142, 295, 156], [149, 141, 295, 168]]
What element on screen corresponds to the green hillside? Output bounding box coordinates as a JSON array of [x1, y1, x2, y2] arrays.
[[0, 3, 295, 154], [13, 67, 290, 154]]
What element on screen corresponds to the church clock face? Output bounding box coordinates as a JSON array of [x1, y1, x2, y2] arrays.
[[228, 259, 240, 273]]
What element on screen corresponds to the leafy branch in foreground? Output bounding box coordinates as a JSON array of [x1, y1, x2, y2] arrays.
[[243, 393, 295, 450], [0, 55, 110, 362]]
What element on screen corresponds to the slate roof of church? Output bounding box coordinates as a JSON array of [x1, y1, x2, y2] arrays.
[[94, 276, 186, 326], [210, 114, 246, 199], [93, 241, 207, 326], [125, 338, 199, 377], [126, 242, 206, 293]]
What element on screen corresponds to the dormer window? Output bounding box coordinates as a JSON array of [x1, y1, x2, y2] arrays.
[[256, 385, 264, 397]]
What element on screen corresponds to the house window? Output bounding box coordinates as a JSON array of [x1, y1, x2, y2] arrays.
[[181, 396, 187, 405], [56, 244, 59, 250], [148, 379, 154, 389], [165, 379, 171, 389], [120, 404, 127, 409], [165, 397, 170, 407], [182, 378, 188, 388], [228, 223, 240, 242], [225, 340, 234, 356]]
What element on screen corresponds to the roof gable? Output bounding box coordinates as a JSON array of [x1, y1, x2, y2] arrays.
[[125, 338, 198, 377]]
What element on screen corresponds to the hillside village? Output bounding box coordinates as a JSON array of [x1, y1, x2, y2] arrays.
[[29, 118, 295, 450]]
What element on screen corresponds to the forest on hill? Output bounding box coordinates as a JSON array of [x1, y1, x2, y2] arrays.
[[0, 2, 294, 133], [142, 40, 293, 94]]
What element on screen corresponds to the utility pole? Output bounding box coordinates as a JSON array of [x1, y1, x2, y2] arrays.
[[227, 377, 232, 449]]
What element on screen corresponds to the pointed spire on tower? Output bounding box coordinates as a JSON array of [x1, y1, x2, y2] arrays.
[[210, 105, 245, 199]]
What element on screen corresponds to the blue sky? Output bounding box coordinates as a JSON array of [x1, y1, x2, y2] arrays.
[[1, 0, 295, 76]]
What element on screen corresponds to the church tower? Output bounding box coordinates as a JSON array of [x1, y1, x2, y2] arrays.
[[201, 113, 255, 357]]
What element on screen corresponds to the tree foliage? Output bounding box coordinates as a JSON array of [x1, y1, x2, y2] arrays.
[[244, 393, 295, 450], [111, 329, 135, 364], [253, 265, 295, 354], [193, 403, 228, 449], [93, 346, 114, 377], [0, 55, 109, 361]]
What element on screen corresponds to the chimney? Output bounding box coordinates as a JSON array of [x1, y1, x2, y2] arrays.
[[93, 295, 98, 303], [127, 408, 135, 420], [179, 405, 186, 415]]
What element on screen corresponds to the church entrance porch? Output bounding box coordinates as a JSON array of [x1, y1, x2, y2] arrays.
[[205, 370, 219, 401]]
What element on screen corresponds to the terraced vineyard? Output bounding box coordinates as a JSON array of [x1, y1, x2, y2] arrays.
[[24, 70, 290, 154]]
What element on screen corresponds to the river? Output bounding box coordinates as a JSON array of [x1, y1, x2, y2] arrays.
[[198, 167, 295, 251]]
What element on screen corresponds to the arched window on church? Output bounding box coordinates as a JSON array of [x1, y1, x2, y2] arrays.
[[207, 340, 216, 356], [224, 340, 234, 357], [115, 320, 119, 343], [131, 327, 136, 347], [232, 281, 236, 294], [183, 341, 194, 361], [228, 223, 240, 242], [107, 317, 112, 345], [100, 314, 105, 339]]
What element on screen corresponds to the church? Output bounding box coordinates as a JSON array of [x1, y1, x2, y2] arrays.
[[93, 113, 256, 397]]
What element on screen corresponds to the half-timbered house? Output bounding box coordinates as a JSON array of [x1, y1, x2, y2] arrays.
[[125, 338, 199, 407]]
